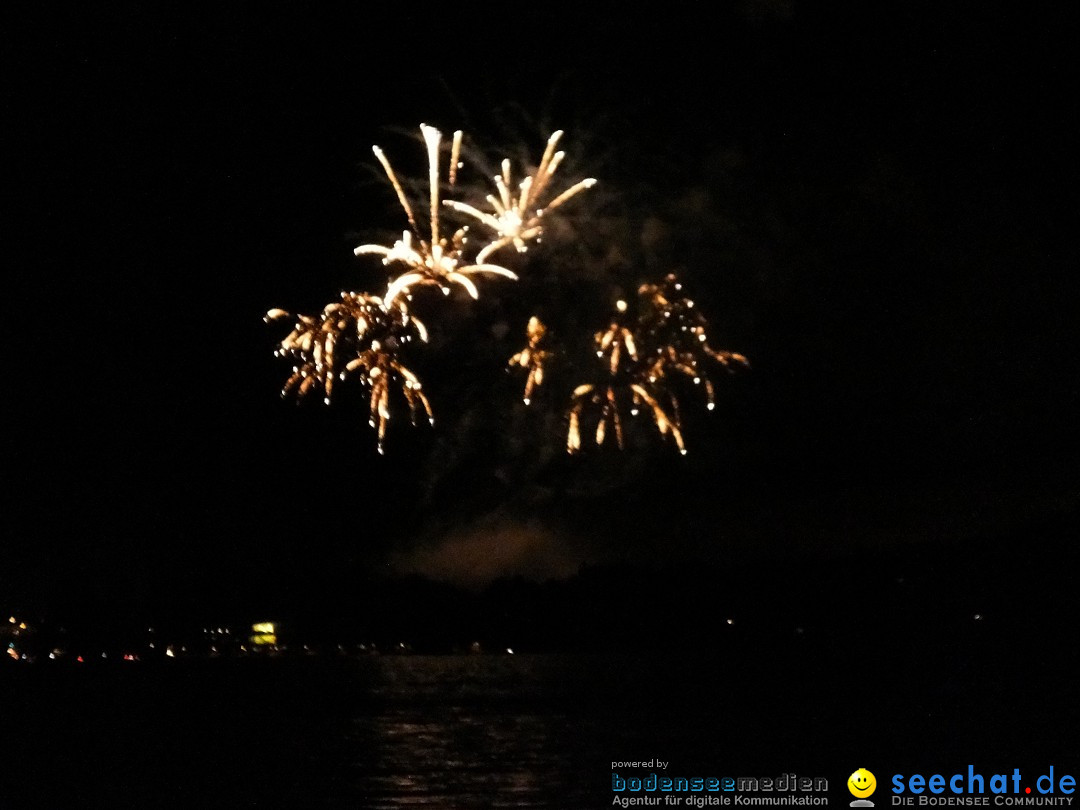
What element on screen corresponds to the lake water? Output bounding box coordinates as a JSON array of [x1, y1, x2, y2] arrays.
[[3, 648, 1075, 808]]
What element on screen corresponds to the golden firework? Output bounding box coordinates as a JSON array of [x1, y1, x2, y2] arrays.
[[445, 130, 596, 264], [564, 276, 745, 455], [271, 124, 746, 458], [636, 273, 748, 410], [342, 343, 434, 455], [355, 125, 518, 306], [594, 312, 638, 375], [267, 293, 433, 453], [508, 316, 555, 405], [566, 382, 685, 455]]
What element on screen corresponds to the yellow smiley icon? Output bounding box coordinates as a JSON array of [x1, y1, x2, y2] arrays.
[[848, 768, 877, 798]]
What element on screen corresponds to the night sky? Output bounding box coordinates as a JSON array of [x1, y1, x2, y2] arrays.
[[5, 4, 1078, 619]]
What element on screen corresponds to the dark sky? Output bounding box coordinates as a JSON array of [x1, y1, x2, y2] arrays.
[[4, 3, 1077, 613]]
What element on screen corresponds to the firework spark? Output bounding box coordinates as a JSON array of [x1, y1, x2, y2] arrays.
[[342, 343, 434, 455], [568, 384, 621, 452], [594, 310, 638, 375], [508, 316, 555, 404], [564, 276, 745, 455], [636, 274, 748, 410], [566, 382, 686, 454], [355, 125, 518, 306], [268, 293, 428, 400], [445, 130, 596, 264], [267, 292, 433, 452], [566, 294, 690, 455]]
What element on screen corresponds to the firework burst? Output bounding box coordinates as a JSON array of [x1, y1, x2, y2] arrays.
[[342, 343, 434, 455], [565, 311, 687, 456], [267, 292, 432, 452], [508, 316, 555, 405], [636, 274, 749, 410], [270, 124, 745, 458], [564, 275, 745, 455], [445, 130, 596, 264], [355, 125, 518, 306]]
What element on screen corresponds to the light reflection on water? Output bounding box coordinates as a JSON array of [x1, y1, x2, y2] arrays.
[[330, 656, 604, 808], [349, 709, 580, 807]]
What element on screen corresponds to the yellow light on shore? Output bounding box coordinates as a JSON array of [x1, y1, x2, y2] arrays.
[[251, 622, 277, 647]]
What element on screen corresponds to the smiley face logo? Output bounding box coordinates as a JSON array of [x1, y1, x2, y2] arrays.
[[848, 768, 877, 798]]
